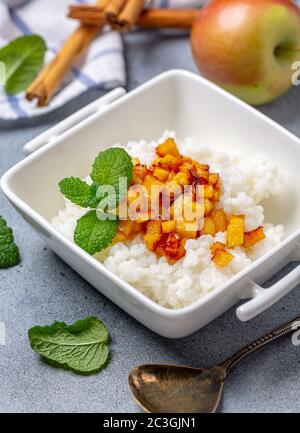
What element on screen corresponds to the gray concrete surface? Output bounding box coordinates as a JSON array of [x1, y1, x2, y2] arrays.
[[0, 30, 300, 413]]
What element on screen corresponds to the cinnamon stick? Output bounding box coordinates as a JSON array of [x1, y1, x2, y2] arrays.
[[105, 0, 127, 25], [117, 0, 145, 31], [68, 6, 199, 30], [26, 0, 110, 107]]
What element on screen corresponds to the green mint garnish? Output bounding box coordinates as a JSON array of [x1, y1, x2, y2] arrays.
[[0, 35, 46, 95], [91, 148, 133, 206], [74, 210, 118, 255], [59, 148, 133, 255], [28, 317, 110, 375], [59, 177, 98, 208], [0, 216, 20, 269]]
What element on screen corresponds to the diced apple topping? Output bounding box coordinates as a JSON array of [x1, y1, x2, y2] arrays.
[[208, 173, 219, 186], [132, 163, 149, 184], [153, 167, 169, 182], [244, 227, 265, 248], [211, 242, 234, 267], [202, 216, 216, 236], [113, 220, 141, 244], [154, 232, 186, 264], [211, 209, 228, 233], [161, 220, 176, 234], [144, 221, 162, 251], [227, 215, 245, 248], [111, 137, 267, 266], [151, 154, 182, 172], [176, 220, 198, 239], [156, 137, 180, 157]]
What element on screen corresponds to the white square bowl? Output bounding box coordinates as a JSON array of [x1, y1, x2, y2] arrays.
[[2, 70, 300, 338]]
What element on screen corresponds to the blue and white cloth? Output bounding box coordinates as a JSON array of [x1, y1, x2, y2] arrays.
[[0, 0, 205, 119]]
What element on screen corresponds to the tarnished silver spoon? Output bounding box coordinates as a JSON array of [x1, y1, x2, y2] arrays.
[[129, 315, 300, 413]]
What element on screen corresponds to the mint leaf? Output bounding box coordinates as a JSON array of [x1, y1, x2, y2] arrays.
[[59, 177, 98, 208], [91, 148, 133, 205], [57, 148, 133, 255], [0, 35, 46, 95], [0, 216, 20, 269], [74, 210, 118, 255], [28, 317, 110, 375]]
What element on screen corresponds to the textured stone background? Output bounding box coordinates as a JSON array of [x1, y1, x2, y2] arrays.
[[0, 30, 300, 413]]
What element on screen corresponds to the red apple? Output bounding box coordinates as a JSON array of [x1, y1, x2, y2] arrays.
[[191, 0, 300, 105]]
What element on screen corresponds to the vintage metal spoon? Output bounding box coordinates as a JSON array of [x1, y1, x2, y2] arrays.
[[129, 315, 300, 413]]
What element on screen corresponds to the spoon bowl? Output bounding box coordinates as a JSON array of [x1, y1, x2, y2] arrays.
[[129, 364, 226, 413], [129, 315, 300, 413]]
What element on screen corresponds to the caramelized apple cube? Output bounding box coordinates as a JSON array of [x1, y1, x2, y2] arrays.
[[127, 187, 145, 206], [161, 220, 177, 234], [146, 220, 161, 234], [227, 215, 245, 248], [144, 233, 161, 251], [153, 167, 169, 182], [154, 232, 186, 264], [143, 174, 163, 194], [204, 184, 214, 199], [212, 187, 221, 202], [154, 154, 182, 171], [176, 220, 198, 239], [211, 209, 228, 232], [179, 157, 196, 173], [202, 216, 216, 236], [210, 242, 233, 266], [190, 165, 209, 185], [244, 227, 265, 248], [213, 249, 234, 267], [196, 163, 209, 175], [209, 173, 219, 186], [172, 171, 191, 186], [156, 138, 180, 157], [144, 221, 162, 251], [204, 199, 214, 216], [118, 220, 137, 237], [211, 241, 226, 256], [135, 212, 151, 224], [132, 164, 149, 184]]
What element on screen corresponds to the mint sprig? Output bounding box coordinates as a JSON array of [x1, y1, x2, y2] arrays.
[[74, 210, 118, 255], [0, 35, 46, 95], [91, 148, 133, 205], [0, 216, 20, 269], [28, 317, 110, 375], [59, 148, 133, 255], [59, 177, 98, 208]]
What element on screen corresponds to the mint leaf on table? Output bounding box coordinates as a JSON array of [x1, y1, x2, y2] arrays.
[[28, 317, 110, 375], [0, 216, 20, 269], [59, 177, 98, 208], [91, 148, 133, 206], [0, 35, 46, 95], [74, 210, 118, 255]]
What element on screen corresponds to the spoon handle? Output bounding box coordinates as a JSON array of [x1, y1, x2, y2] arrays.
[[219, 315, 300, 374]]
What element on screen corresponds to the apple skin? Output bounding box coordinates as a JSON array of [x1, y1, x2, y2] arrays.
[[191, 0, 300, 105]]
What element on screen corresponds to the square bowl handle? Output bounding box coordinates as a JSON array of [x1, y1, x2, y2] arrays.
[[236, 263, 300, 321]]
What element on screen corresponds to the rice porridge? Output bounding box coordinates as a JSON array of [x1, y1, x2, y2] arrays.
[[52, 131, 284, 309]]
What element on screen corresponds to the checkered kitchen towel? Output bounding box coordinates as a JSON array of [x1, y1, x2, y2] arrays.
[[0, 0, 206, 120]]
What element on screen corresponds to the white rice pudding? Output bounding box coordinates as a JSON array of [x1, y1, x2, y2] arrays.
[[52, 131, 285, 309]]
